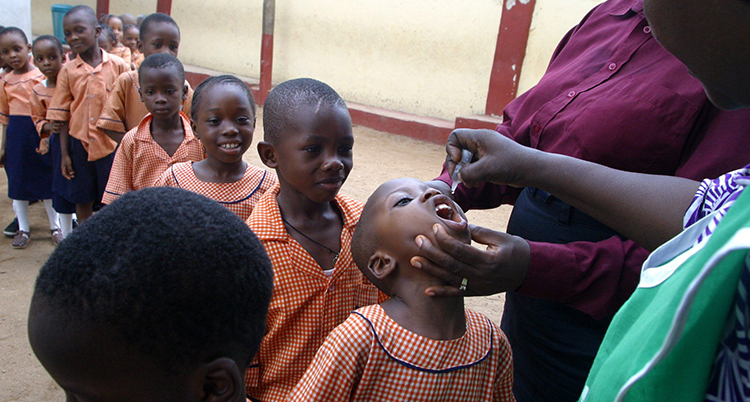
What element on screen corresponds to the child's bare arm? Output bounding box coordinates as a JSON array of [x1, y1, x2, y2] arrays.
[[104, 128, 126, 143], [59, 123, 75, 179]]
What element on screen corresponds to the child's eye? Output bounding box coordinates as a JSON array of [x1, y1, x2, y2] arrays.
[[166, 89, 176, 94], [304, 145, 321, 153], [207, 118, 220, 125], [338, 146, 353, 154], [237, 116, 251, 123], [394, 197, 412, 207]]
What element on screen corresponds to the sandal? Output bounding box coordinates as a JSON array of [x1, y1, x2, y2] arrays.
[[50, 228, 64, 245], [12, 231, 30, 249]]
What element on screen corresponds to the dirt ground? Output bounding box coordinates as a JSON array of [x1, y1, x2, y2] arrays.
[[0, 114, 512, 400]]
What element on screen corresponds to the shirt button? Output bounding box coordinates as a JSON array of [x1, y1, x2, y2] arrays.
[[567, 90, 576, 98], [643, 26, 652, 34], [90, 117, 94, 121], [328, 283, 335, 292], [90, 95, 95, 98], [608, 63, 617, 71], [533, 124, 541, 133]]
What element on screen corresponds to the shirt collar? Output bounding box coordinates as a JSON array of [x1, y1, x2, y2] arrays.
[[73, 49, 112, 68], [134, 111, 196, 143], [610, 0, 643, 16]]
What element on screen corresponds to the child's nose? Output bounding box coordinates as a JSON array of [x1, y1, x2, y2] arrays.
[[419, 188, 439, 202], [322, 154, 344, 171]]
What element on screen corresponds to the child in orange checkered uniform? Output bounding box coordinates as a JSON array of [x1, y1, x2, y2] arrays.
[[102, 54, 203, 204], [97, 13, 192, 143], [288, 178, 515, 402], [154, 75, 275, 221], [245, 78, 384, 402], [100, 14, 131, 65]]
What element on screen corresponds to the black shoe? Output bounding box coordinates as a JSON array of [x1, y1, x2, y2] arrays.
[[72, 218, 79, 229], [3, 217, 19, 237]]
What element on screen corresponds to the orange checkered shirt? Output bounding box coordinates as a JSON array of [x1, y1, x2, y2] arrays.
[[245, 184, 386, 402], [154, 161, 276, 221], [97, 70, 193, 134], [131, 51, 144, 69], [47, 51, 129, 161], [110, 45, 131, 65], [0, 68, 44, 123], [29, 81, 55, 137], [288, 305, 515, 402], [102, 112, 204, 204]]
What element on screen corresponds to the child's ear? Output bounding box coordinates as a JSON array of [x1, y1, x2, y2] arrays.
[[367, 251, 396, 280], [191, 119, 199, 139], [137, 40, 143, 55], [138, 86, 143, 103], [182, 84, 188, 100], [201, 357, 243, 402], [257, 141, 277, 169]]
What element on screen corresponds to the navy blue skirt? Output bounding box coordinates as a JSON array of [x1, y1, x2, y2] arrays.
[[4, 115, 53, 200]]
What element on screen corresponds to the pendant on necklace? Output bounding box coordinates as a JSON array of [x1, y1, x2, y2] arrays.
[[332, 253, 339, 267]]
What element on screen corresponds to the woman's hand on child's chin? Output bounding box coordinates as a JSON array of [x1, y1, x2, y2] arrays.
[[411, 224, 530, 297]]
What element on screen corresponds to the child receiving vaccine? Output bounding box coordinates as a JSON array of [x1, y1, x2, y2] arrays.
[[122, 24, 142, 69], [245, 78, 383, 402], [97, 13, 192, 143], [155, 75, 275, 221], [29, 35, 76, 240], [103, 54, 203, 204], [0, 27, 60, 248], [101, 14, 131, 65], [28, 187, 273, 402], [288, 178, 515, 401]]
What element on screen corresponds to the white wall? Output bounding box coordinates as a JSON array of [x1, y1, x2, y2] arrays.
[[1, 0, 32, 41]]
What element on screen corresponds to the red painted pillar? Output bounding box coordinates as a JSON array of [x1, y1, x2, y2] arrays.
[[259, 0, 275, 105], [96, 0, 109, 19], [485, 0, 536, 116], [156, 0, 173, 15]]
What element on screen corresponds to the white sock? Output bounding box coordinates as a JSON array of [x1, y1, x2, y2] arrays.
[[59, 213, 73, 237], [43, 199, 60, 230], [12, 200, 30, 233]]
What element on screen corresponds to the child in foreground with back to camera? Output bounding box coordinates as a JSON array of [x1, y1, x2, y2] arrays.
[[155, 75, 276, 221], [97, 13, 192, 143], [288, 178, 515, 401], [47, 5, 129, 222], [0, 27, 61, 249], [29, 35, 77, 240], [27, 186, 274, 402], [245, 78, 385, 402], [102, 53, 203, 204]]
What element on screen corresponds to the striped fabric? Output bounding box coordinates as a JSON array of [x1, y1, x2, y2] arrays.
[[245, 184, 386, 402], [288, 304, 515, 401], [155, 161, 275, 221], [102, 112, 204, 204]]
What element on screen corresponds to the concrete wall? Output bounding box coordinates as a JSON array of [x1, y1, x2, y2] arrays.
[[2, 0, 32, 41], [30, 0, 602, 121]]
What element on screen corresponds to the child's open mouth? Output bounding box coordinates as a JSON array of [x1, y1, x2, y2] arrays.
[[219, 143, 240, 150], [432, 196, 467, 226]]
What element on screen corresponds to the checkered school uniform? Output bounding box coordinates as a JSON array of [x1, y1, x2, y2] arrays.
[[154, 161, 275, 221], [110, 45, 131, 65], [245, 184, 386, 402], [97, 70, 193, 134], [102, 111, 203, 204], [131, 51, 144, 69], [288, 304, 515, 402]]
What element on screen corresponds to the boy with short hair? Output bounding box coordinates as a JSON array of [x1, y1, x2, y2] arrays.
[[288, 178, 515, 401], [28, 186, 274, 402], [246, 78, 384, 401], [47, 5, 129, 221], [102, 53, 203, 204], [97, 13, 192, 143]]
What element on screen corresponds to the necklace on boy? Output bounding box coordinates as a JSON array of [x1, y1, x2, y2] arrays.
[[281, 217, 340, 266]]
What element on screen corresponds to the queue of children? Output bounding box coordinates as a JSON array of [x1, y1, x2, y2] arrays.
[[4, 4, 516, 402]]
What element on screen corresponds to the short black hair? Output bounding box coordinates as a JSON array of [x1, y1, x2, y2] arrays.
[[30, 187, 274, 370], [140, 13, 179, 41], [123, 24, 138, 34], [0, 26, 28, 44], [32, 35, 64, 55], [65, 5, 98, 27], [98, 14, 121, 25], [138, 53, 185, 84], [263, 78, 347, 143], [191, 75, 256, 120], [98, 24, 116, 45]]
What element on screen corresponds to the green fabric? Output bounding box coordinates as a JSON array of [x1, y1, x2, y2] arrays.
[[581, 190, 750, 402]]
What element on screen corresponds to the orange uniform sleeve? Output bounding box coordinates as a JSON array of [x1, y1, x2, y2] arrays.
[[96, 71, 130, 133], [0, 80, 9, 125], [29, 88, 49, 137], [47, 67, 72, 122], [493, 329, 516, 402], [102, 131, 136, 204]]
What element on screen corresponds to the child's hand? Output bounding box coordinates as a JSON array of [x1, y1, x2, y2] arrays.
[[62, 155, 75, 179], [36, 138, 50, 155], [0, 148, 5, 168], [51, 121, 64, 134]]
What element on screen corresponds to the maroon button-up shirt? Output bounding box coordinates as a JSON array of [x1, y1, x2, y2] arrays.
[[437, 0, 750, 320]]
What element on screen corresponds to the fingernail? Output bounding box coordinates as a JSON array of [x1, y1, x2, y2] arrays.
[[433, 224, 440, 234], [411, 259, 421, 269], [427, 291, 436, 297], [415, 236, 423, 247]]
